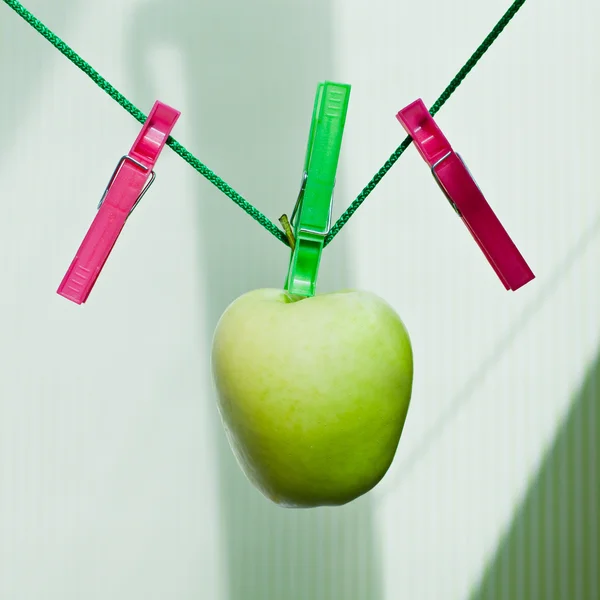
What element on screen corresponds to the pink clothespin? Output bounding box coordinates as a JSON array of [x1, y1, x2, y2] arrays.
[[57, 101, 181, 304], [397, 99, 534, 291]]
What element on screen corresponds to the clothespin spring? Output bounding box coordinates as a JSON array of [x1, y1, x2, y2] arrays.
[[97, 154, 156, 217]]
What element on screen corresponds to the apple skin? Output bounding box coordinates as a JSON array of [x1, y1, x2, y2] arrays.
[[211, 288, 413, 508]]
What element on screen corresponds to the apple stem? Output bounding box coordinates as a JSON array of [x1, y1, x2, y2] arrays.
[[279, 214, 296, 250]]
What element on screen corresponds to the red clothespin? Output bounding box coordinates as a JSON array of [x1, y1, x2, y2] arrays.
[[397, 99, 534, 291], [57, 101, 181, 304]]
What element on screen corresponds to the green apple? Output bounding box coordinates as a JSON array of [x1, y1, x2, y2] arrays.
[[211, 288, 413, 508]]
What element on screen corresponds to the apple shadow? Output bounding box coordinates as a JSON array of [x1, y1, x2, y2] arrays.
[[125, 1, 384, 599]]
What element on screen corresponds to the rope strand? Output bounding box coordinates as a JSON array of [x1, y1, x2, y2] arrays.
[[324, 0, 528, 245], [2, 0, 528, 248], [1, 0, 287, 244]]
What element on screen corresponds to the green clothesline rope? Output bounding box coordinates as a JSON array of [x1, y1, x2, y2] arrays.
[[1, 0, 287, 244], [326, 0, 528, 244], [2, 0, 528, 248]]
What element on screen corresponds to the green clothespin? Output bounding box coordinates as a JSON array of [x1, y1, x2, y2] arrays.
[[283, 81, 351, 297]]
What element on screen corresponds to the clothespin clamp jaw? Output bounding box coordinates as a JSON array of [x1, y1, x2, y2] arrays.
[[57, 100, 181, 304], [396, 99, 535, 291], [284, 81, 351, 297]]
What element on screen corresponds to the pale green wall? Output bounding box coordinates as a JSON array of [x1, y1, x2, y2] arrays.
[[471, 349, 599, 600], [0, 1, 598, 599]]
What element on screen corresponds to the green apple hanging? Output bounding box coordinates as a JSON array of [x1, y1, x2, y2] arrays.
[[211, 82, 413, 507], [211, 288, 413, 507]]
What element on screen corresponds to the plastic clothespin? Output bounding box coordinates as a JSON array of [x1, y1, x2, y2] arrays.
[[57, 101, 181, 304], [284, 81, 351, 297], [396, 99, 534, 291]]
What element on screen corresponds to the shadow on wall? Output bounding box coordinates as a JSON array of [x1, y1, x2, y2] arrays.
[[126, 1, 383, 600], [469, 344, 600, 600], [0, 1, 79, 168]]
